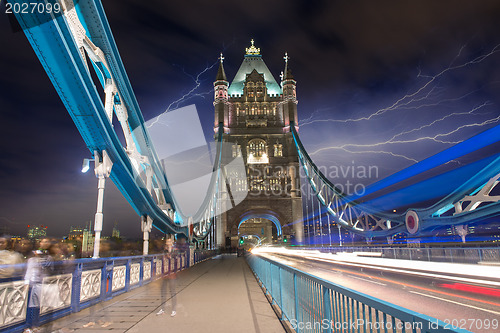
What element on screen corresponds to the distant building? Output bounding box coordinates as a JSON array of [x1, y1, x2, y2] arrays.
[[27, 225, 47, 239], [82, 221, 94, 255], [68, 226, 84, 240], [112, 222, 120, 238]]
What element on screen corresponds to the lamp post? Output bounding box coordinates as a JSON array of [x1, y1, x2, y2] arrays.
[[82, 150, 113, 258]]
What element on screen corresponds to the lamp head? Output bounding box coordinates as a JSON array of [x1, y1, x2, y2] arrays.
[[82, 158, 91, 173]]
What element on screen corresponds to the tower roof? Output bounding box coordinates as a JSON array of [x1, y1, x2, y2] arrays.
[[283, 52, 294, 81], [215, 53, 227, 82], [216, 62, 227, 81], [227, 41, 282, 96]]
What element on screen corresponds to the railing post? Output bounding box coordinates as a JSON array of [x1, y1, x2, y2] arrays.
[[278, 267, 283, 318], [139, 256, 144, 286], [323, 286, 333, 333], [293, 273, 300, 332], [100, 261, 107, 301], [125, 258, 131, 292], [269, 261, 273, 299], [71, 262, 83, 313], [105, 260, 114, 299], [268, 262, 273, 301]]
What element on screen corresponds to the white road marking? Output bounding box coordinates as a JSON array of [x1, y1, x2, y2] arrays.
[[409, 290, 500, 316], [349, 275, 387, 286]]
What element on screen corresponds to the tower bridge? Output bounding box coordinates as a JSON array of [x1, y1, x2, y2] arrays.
[[214, 42, 303, 248], [3, 1, 500, 332]]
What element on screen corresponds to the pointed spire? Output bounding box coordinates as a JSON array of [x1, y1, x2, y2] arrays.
[[283, 52, 294, 80], [216, 52, 227, 81]]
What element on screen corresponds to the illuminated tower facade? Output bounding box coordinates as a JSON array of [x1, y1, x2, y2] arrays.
[[214, 41, 303, 247]]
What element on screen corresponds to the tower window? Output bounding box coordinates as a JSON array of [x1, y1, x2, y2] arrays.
[[232, 144, 241, 157], [274, 143, 283, 157], [247, 139, 268, 164]]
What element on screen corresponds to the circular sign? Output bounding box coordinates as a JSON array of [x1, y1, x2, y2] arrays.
[[405, 210, 419, 234]]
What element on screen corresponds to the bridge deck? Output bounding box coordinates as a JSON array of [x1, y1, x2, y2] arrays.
[[44, 254, 284, 333]]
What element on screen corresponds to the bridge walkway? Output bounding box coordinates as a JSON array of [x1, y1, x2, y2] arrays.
[[44, 254, 284, 333]]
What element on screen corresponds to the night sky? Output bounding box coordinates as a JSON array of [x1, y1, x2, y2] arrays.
[[1, 0, 499, 238]]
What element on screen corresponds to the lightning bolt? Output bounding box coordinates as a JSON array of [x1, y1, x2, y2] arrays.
[[301, 44, 500, 164], [308, 145, 418, 163], [389, 101, 493, 141], [309, 111, 500, 162], [300, 43, 500, 127], [147, 60, 219, 129]]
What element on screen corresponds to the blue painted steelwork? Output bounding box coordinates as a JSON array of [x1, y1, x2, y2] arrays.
[[9, 0, 224, 238], [347, 123, 500, 202], [8, 0, 182, 234], [291, 124, 406, 237], [363, 154, 500, 211], [0, 250, 216, 333], [291, 122, 500, 237], [248, 254, 471, 333]]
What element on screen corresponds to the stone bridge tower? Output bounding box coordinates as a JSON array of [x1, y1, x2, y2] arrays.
[[214, 40, 303, 247]]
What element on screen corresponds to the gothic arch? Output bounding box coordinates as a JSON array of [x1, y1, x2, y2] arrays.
[[237, 210, 282, 237]]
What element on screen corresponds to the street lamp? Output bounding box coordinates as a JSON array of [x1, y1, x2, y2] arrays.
[[81, 158, 94, 173], [81, 151, 113, 258]]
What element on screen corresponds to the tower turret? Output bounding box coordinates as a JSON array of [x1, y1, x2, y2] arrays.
[[281, 52, 298, 131], [214, 53, 229, 134]]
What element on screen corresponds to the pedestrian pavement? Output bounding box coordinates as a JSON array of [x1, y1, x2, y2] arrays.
[[44, 254, 284, 333]]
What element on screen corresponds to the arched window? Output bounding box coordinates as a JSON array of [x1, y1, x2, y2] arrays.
[[246, 82, 255, 98], [247, 139, 269, 164]]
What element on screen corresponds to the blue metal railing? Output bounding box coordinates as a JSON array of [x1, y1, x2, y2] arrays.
[[0, 249, 215, 333], [248, 254, 471, 333]]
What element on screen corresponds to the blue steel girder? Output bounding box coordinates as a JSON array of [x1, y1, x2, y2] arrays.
[[74, 0, 222, 233], [72, 0, 176, 208], [347, 122, 500, 203], [9, 0, 186, 235], [291, 123, 500, 238]]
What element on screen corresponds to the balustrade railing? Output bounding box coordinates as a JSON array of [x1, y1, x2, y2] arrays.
[[0, 249, 214, 333]]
